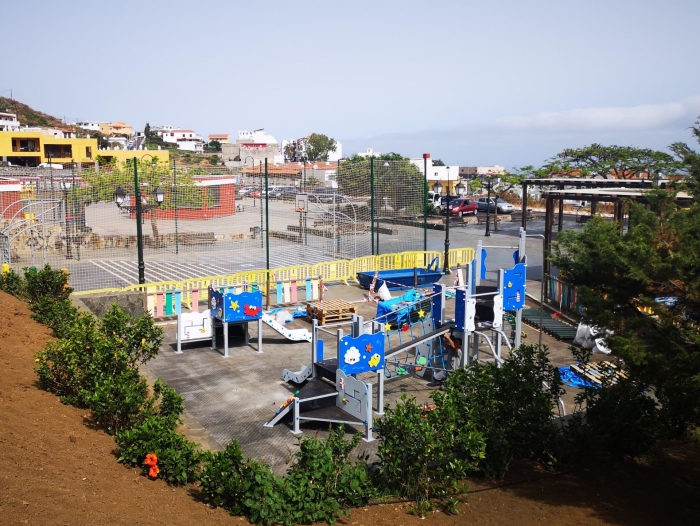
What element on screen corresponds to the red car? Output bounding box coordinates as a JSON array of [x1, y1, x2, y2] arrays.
[[445, 198, 478, 217]]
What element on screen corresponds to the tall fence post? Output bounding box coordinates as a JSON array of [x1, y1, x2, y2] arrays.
[[172, 158, 179, 255], [423, 153, 429, 264], [370, 157, 375, 255], [265, 158, 271, 310]]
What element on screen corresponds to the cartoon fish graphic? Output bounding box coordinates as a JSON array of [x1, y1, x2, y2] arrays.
[[368, 353, 381, 368]]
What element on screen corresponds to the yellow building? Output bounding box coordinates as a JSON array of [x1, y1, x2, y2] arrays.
[[99, 121, 133, 137], [96, 149, 170, 165], [0, 130, 98, 166], [0, 130, 169, 167]]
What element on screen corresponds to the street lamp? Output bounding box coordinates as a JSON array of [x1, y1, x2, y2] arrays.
[[481, 173, 495, 237], [113, 156, 164, 285], [434, 166, 454, 274]]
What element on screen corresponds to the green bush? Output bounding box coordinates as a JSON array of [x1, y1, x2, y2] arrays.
[[0, 268, 25, 297], [566, 349, 661, 460], [375, 395, 482, 508], [35, 304, 163, 431], [200, 427, 374, 525], [116, 413, 202, 484], [29, 296, 79, 339], [24, 264, 72, 303], [435, 344, 564, 479]]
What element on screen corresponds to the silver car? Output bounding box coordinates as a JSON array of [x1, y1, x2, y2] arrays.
[[477, 197, 515, 213]]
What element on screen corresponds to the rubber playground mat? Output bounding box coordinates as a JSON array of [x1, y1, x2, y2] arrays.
[[521, 308, 578, 341]]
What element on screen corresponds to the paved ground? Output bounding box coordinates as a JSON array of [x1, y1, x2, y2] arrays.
[[142, 273, 582, 474]]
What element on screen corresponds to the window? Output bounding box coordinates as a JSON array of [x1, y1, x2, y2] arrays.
[[86, 146, 92, 159]]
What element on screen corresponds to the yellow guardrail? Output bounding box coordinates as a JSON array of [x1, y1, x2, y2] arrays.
[[74, 247, 480, 313]]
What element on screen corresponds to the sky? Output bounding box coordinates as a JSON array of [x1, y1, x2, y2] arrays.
[[2, 0, 699, 168]]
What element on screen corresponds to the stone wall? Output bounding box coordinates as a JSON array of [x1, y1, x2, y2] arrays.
[[77, 291, 147, 318]]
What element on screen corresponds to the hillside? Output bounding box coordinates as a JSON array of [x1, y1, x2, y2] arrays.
[[0, 96, 68, 129]]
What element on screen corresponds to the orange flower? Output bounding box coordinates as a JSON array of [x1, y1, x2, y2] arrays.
[[144, 453, 158, 466], [148, 465, 160, 478]]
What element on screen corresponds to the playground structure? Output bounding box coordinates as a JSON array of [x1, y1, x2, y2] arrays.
[[266, 229, 537, 437], [176, 283, 263, 356]]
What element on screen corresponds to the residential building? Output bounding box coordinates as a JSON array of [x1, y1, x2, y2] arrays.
[[0, 112, 21, 132], [162, 129, 204, 153], [355, 147, 380, 158], [0, 130, 97, 167], [70, 121, 107, 132], [98, 121, 133, 137], [208, 133, 230, 144], [222, 129, 284, 166], [459, 165, 506, 178]]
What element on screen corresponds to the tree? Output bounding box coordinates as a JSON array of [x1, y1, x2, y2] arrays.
[[209, 155, 219, 166], [432, 159, 445, 166], [550, 119, 700, 437], [144, 122, 152, 138], [336, 154, 424, 217], [208, 140, 222, 152], [305, 133, 337, 162], [80, 159, 199, 249], [541, 144, 680, 179]]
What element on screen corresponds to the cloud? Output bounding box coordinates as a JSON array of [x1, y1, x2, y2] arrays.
[[492, 95, 700, 133], [343, 346, 360, 365]]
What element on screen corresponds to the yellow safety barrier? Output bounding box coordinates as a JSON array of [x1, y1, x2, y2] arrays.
[[448, 247, 476, 267], [75, 247, 483, 314], [272, 264, 316, 282], [312, 260, 352, 284]]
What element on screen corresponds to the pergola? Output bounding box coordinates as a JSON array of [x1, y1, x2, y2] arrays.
[[520, 178, 692, 300]]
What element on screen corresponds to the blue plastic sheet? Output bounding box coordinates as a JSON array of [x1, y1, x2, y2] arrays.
[[559, 366, 599, 389]]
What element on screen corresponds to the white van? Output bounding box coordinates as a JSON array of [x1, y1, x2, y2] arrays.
[[428, 191, 443, 210], [38, 163, 64, 169]]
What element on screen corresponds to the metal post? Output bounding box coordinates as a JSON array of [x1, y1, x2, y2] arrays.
[[443, 167, 451, 274], [264, 158, 270, 308], [423, 153, 429, 263], [173, 158, 179, 255], [259, 161, 263, 248], [133, 157, 145, 284], [521, 181, 528, 229], [485, 181, 491, 237], [370, 157, 375, 255]]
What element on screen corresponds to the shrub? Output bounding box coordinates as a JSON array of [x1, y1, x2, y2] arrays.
[[565, 348, 661, 460], [24, 264, 72, 303], [116, 413, 201, 484], [435, 344, 564, 479], [34, 304, 163, 429], [29, 296, 79, 339], [375, 395, 482, 508], [200, 427, 374, 525], [0, 267, 25, 297]]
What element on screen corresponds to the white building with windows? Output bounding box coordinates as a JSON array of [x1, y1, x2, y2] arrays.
[[162, 129, 204, 153], [69, 121, 107, 132], [0, 112, 21, 132]]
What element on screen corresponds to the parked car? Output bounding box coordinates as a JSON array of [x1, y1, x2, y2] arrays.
[[444, 197, 478, 217], [476, 197, 515, 213], [310, 187, 343, 203], [236, 186, 257, 198], [269, 186, 296, 199], [277, 187, 299, 201]]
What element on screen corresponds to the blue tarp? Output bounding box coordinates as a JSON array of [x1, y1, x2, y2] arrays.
[[376, 289, 424, 325], [559, 366, 599, 389]]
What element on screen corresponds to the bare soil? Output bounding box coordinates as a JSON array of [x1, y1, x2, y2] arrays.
[[2, 290, 700, 525]]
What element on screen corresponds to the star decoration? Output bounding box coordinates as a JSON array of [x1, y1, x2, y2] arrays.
[[230, 300, 239, 311], [365, 343, 373, 352], [384, 322, 392, 332], [418, 309, 426, 318]]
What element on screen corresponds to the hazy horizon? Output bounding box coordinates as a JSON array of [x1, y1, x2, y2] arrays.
[[2, 0, 699, 168]]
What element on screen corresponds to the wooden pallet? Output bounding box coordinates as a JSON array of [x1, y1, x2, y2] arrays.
[[307, 299, 357, 325], [570, 361, 626, 386]]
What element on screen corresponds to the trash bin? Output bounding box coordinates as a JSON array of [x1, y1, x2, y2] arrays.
[[251, 226, 260, 239]]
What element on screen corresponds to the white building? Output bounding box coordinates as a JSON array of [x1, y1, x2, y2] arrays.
[[70, 121, 107, 132], [222, 129, 284, 166], [0, 112, 21, 132], [152, 125, 174, 136], [355, 147, 380, 158], [162, 129, 204, 153]]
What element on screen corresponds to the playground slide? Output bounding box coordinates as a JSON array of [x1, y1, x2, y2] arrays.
[[263, 402, 292, 427], [261, 312, 312, 342]]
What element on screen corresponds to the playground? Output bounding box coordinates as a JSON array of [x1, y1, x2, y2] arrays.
[[142, 232, 585, 472]]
